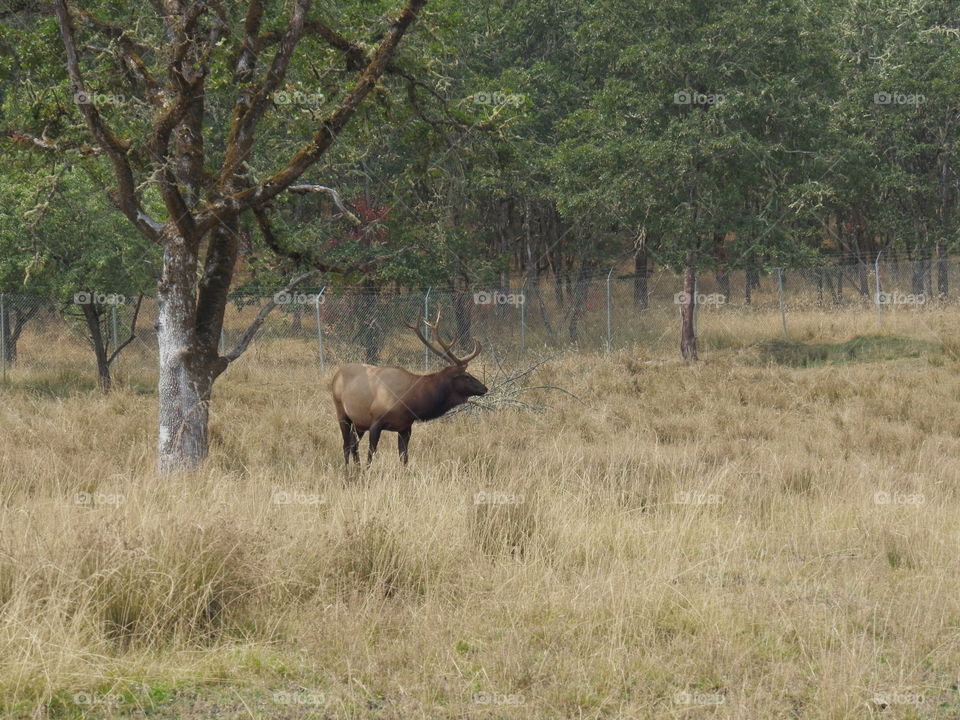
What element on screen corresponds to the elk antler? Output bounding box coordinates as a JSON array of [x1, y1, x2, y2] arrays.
[[403, 309, 482, 366], [403, 310, 451, 362]]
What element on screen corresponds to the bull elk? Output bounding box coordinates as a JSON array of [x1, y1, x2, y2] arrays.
[[330, 311, 487, 465]]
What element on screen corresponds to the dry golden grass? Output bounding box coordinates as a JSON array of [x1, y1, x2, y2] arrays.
[[2, 308, 960, 719]]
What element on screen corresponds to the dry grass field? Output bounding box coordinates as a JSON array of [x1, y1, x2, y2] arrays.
[[2, 308, 960, 719]]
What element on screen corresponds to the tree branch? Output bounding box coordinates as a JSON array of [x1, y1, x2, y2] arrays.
[[71, 5, 162, 101], [53, 0, 162, 243], [106, 293, 144, 365], [253, 203, 411, 271], [234, 0, 266, 83], [199, 0, 428, 231], [223, 270, 318, 362], [287, 184, 362, 226], [220, 0, 312, 189]]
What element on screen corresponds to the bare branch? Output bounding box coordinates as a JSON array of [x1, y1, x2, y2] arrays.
[[258, 18, 366, 71], [223, 270, 319, 363], [287, 184, 362, 226], [106, 293, 144, 365], [1, 128, 107, 160]]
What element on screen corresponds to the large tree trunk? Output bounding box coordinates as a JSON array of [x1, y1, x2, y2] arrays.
[[157, 230, 229, 474], [680, 261, 697, 360], [157, 339, 215, 474]]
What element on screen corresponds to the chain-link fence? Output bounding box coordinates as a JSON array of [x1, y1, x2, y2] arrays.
[[2, 258, 959, 388]]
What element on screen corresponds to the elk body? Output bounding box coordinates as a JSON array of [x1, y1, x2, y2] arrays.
[[331, 312, 487, 465]]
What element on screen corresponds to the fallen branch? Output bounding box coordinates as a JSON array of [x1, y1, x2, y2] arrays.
[[445, 353, 583, 417]]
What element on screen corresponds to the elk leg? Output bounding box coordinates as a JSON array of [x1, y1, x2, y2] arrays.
[[353, 429, 364, 464], [338, 419, 354, 465], [398, 429, 411, 465], [367, 424, 383, 464]]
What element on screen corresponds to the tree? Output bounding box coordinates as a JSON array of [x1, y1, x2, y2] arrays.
[[548, 0, 835, 359], [0, 163, 157, 390], [4, 0, 428, 471]]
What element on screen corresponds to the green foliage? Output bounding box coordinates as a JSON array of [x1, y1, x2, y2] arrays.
[[1, 0, 959, 296]]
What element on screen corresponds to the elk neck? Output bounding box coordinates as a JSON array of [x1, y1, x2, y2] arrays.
[[406, 366, 465, 422]]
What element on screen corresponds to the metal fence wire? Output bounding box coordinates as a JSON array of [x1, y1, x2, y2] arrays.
[[1, 259, 958, 385]]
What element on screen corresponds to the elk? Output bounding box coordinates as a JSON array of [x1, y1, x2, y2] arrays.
[[331, 311, 487, 465]]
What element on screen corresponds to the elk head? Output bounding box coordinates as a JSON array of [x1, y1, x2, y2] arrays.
[[402, 310, 487, 400]]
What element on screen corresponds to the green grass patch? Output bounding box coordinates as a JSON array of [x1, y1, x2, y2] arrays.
[[757, 334, 940, 367]]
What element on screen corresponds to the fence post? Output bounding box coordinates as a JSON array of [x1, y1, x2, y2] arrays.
[[0, 293, 6, 382], [219, 328, 226, 357], [873, 251, 883, 326], [519, 280, 526, 354], [111, 304, 119, 363], [423, 287, 431, 371], [777, 267, 788, 338], [315, 286, 326, 373], [606, 266, 615, 354]]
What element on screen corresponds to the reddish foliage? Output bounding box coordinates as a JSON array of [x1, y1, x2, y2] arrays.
[[324, 196, 391, 250]]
